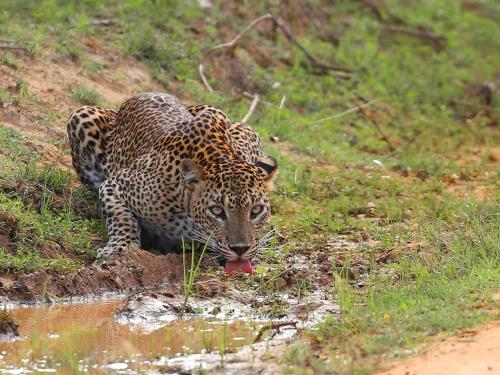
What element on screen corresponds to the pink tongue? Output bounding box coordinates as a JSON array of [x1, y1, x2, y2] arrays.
[[224, 259, 253, 275]]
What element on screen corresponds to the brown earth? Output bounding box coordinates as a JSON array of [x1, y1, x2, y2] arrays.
[[0, 250, 185, 302], [376, 321, 500, 375], [0, 39, 164, 168]]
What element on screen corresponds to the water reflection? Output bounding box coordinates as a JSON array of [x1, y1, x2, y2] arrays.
[[0, 299, 258, 373]]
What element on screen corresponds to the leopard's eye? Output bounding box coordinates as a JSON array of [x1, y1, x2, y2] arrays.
[[208, 206, 226, 220], [250, 204, 265, 219]]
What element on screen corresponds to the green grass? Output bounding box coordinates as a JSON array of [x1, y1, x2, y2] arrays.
[[287, 203, 499, 374], [0, 0, 498, 372], [182, 239, 209, 310], [0, 128, 104, 272], [71, 83, 103, 106]]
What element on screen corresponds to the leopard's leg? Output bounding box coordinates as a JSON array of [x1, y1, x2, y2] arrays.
[[67, 106, 117, 190], [97, 178, 140, 260]]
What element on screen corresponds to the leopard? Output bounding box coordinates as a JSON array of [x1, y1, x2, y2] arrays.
[[67, 93, 277, 272]]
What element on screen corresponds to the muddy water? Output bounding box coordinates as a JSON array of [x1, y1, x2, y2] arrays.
[[0, 298, 259, 374]]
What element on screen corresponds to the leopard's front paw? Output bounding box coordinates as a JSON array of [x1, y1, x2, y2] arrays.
[[96, 246, 120, 261], [96, 243, 140, 261]]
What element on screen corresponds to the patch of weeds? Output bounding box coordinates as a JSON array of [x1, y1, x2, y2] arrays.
[[0, 88, 13, 105], [15, 79, 29, 99], [71, 83, 102, 106], [0, 248, 80, 272], [0, 52, 19, 70], [0, 129, 104, 271], [19, 162, 72, 194], [55, 37, 83, 63]]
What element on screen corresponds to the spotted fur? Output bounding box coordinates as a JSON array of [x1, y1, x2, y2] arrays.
[[67, 93, 277, 261]]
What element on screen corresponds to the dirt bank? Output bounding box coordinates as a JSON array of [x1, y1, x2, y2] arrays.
[[376, 321, 500, 375], [0, 250, 184, 302]]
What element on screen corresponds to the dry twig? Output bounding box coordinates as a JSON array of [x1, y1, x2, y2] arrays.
[[309, 99, 380, 125], [208, 14, 273, 53], [381, 24, 446, 51], [241, 94, 259, 123], [254, 321, 298, 343], [198, 64, 213, 92]]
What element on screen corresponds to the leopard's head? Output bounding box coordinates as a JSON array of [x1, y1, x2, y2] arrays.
[[181, 156, 278, 265]]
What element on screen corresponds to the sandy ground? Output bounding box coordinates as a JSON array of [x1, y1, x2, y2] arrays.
[[376, 321, 500, 375]]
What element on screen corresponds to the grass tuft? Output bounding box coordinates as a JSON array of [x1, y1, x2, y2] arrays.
[[71, 83, 103, 106]]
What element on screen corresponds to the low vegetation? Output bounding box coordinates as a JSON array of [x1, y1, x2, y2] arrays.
[[0, 0, 498, 373]]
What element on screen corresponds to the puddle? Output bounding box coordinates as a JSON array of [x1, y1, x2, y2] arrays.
[[0, 288, 340, 374], [0, 298, 262, 374]]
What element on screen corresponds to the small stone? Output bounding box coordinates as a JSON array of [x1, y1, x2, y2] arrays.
[[0, 310, 19, 339], [488, 148, 500, 162], [416, 170, 429, 181]]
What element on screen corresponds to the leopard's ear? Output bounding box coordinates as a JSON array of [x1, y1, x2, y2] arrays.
[[181, 159, 206, 190], [255, 155, 278, 184]]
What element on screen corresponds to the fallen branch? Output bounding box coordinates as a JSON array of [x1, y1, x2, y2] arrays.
[[308, 99, 380, 125], [254, 321, 298, 343], [241, 94, 259, 123], [208, 14, 273, 53], [381, 24, 446, 51], [268, 12, 351, 75], [207, 12, 351, 77], [198, 64, 213, 92]]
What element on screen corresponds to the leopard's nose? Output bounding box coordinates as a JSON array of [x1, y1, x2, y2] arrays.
[[229, 244, 250, 255]]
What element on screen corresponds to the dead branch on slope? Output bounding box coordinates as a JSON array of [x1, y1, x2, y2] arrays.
[[208, 14, 273, 54], [268, 11, 351, 76], [241, 93, 259, 123], [198, 64, 214, 92], [308, 99, 380, 125], [207, 12, 351, 77]]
